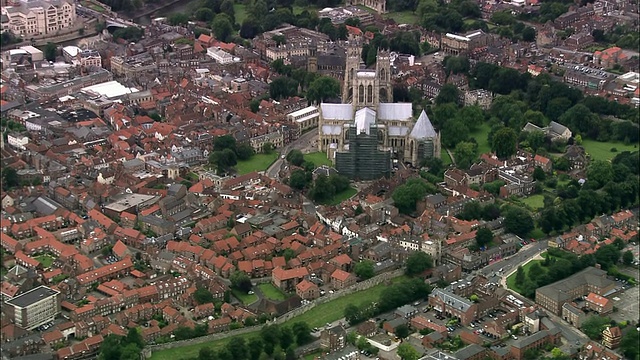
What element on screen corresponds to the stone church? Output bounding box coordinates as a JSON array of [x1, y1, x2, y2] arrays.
[[318, 43, 441, 180]]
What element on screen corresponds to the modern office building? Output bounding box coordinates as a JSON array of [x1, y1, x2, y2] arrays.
[[4, 286, 61, 330]]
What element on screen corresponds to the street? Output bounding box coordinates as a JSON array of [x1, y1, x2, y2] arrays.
[[266, 130, 319, 179], [480, 240, 549, 278]]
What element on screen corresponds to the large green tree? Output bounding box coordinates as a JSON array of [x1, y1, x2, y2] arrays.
[[211, 13, 234, 42], [475, 227, 493, 248], [392, 178, 435, 214], [354, 260, 375, 280], [504, 207, 534, 237], [491, 127, 518, 159], [306, 76, 340, 103], [397, 343, 420, 360], [405, 251, 433, 276], [453, 141, 477, 169]]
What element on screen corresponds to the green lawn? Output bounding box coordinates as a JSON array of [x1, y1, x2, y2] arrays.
[[257, 283, 287, 301], [470, 123, 492, 155], [236, 153, 278, 175], [386, 11, 419, 24], [324, 187, 358, 206], [581, 139, 639, 161], [441, 149, 452, 166], [506, 260, 545, 294], [151, 274, 407, 360], [35, 255, 55, 268], [231, 289, 258, 305], [529, 228, 545, 240], [304, 350, 324, 360], [304, 152, 333, 167], [521, 194, 545, 211], [233, 3, 248, 25]]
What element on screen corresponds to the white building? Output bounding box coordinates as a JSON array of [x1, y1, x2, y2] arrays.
[[206, 47, 234, 64], [287, 106, 320, 132], [5, 286, 61, 330], [1, 0, 76, 37], [7, 133, 29, 150]]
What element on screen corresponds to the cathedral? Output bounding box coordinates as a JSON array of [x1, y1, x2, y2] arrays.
[[318, 44, 441, 180]]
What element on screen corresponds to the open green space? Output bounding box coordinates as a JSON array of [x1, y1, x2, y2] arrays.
[[470, 123, 492, 155], [506, 260, 545, 294], [236, 153, 278, 175], [231, 289, 258, 305], [520, 194, 545, 211], [529, 228, 545, 240], [581, 139, 639, 161], [441, 149, 452, 166], [257, 283, 287, 301], [304, 152, 333, 167], [304, 350, 324, 360], [386, 11, 419, 24], [233, 3, 248, 25], [324, 187, 358, 206], [150, 332, 252, 360], [35, 254, 55, 268]]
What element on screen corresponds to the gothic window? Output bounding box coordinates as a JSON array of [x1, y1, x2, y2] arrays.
[[349, 68, 354, 81], [378, 130, 384, 144], [379, 68, 386, 81], [367, 85, 373, 103], [359, 85, 364, 103]]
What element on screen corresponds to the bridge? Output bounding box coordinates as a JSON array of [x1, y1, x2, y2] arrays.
[[76, 5, 144, 30], [105, 17, 142, 30]]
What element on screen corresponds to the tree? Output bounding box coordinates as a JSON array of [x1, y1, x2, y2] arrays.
[[581, 316, 611, 340], [620, 328, 639, 360], [453, 141, 477, 169], [288, 170, 308, 190], [168, 12, 189, 25], [587, 160, 614, 189], [262, 142, 274, 154], [240, 18, 261, 39], [210, 149, 237, 174], [236, 143, 255, 160], [194, 287, 214, 304], [522, 26, 536, 42], [230, 271, 252, 293], [344, 304, 362, 325], [286, 150, 304, 166], [279, 326, 295, 349], [2, 167, 18, 190], [292, 322, 312, 345], [492, 127, 518, 159], [504, 207, 535, 237], [395, 324, 410, 339], [211, 14, 234, 42], [441, 119, 470, 148], [125, 327, 144, 349], [354, 260, 375, 280], [405, 251, 434, 276], [515, 265, 525, 284], [270, 77, 299, 100], [532, 167, 546, 181], [475, 227, 493, 248], [456, 105, 484, 131], [199, 347, 215, 360], [307, 76, 341, 103], [247, 338, 263, 360], [195, 8, 214, 21], [220, 0, 235, 20], [392, 178, 434, 214], [397, 343, 420, 360], [214, 135, 237, 151], [44, 42, 57, 62], [435, 84, 460, 105], [622, 250, 634, 266]]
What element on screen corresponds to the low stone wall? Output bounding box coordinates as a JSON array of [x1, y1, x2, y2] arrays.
[[144, 269, 405, 357]]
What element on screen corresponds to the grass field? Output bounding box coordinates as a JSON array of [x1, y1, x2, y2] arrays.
[[521, 194, 545, 211], [441, 149, 453, 166], [35, 255, 54, 268], [470, 123, 492, 155], [304, 152, 333, 167], [233, 4, 248, 25], [386, 11, 419, 24], [529, 228, 545, 240], [231, 289, 258, 305], [258, 283, 287, 301], [506, 260, 544, 294], [236, 153, 278, 175], [150, 275, 407, 360], [324, 187, 358, 206], [581, 139, 638, 161]]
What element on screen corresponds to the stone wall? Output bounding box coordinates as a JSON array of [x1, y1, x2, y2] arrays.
[[143, 269, 405, 358]]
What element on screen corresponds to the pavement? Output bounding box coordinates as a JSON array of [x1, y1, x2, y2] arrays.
[[266, 130, 319, 179], [479, 240, 549, 278]]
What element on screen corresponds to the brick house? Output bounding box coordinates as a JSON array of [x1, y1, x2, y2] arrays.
[[296, 279, 319, 300], [331, 269, 356, 290]]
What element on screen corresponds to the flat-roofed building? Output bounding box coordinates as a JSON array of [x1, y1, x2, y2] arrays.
[[4, 286, 61, 330], [287, 105, 320, 133]]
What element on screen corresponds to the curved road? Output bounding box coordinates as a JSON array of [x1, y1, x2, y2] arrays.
[[267, 130, 319, 179]]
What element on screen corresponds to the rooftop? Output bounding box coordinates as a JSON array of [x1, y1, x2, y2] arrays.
[[6, 286, 59, 308]]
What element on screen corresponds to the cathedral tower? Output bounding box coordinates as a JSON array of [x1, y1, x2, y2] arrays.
[[375, 49, 393, 103], [342, 42, 362, 104]]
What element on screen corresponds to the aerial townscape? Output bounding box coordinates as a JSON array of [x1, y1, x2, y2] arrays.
[[0, 0, 639, 359]]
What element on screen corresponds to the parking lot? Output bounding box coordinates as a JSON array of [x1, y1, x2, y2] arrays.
[[611, 285, 640, 324]]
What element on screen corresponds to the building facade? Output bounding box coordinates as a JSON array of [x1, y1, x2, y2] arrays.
[[1, 0, 76, 37], [319, 46, 441, 178], [5, 286, 61, 330]]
